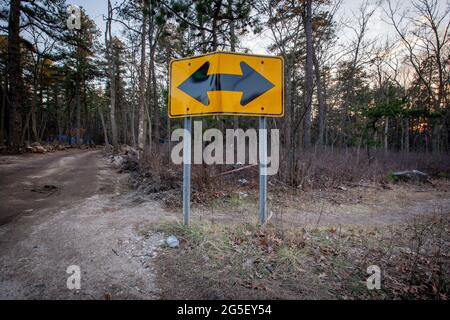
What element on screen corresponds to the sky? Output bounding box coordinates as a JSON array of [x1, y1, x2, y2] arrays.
[[67, 0, 400, 55]]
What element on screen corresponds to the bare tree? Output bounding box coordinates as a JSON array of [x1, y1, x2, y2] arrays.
[[313, 0, 343, 146], [260, 0, 305, 184], [7, 0, 23, 148], [343, 0, 380, 117], [106, 0, 119, 149], [137, 0, 148, 157], [303, 0, 313, 149], [385, 0, 450, 152]]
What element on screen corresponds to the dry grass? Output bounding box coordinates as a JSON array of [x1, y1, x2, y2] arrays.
[[287, 148, 450, 189], [150, 209, 449, 300], [133, 147, 450, 211]]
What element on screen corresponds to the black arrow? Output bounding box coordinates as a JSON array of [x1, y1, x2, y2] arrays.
[[178, 61, 275, 106]]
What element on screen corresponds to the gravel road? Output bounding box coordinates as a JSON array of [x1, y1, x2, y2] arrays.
[[0, 150, 169, 299]]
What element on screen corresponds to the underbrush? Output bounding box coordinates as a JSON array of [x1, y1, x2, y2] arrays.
[[151, 211, 449, 300], [285, 148, 450, 189], [121, 146, 450, 208]]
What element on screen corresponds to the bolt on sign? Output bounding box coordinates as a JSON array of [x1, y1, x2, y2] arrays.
[[169, 52, 284, 118]]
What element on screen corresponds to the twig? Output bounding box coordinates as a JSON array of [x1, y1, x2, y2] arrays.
[[218, 164, 257, 176]]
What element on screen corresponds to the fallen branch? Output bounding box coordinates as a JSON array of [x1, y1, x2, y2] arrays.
[[219, 164, 257, 176]]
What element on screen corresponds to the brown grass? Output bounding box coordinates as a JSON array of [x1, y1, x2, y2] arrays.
[[150, 210, 449, 300], [134, 147, 450, 210], [288, 148, 450, 189]]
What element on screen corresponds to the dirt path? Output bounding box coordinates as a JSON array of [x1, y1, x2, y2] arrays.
[[0, 150, 172, 299], [195, 180, 450, 229]]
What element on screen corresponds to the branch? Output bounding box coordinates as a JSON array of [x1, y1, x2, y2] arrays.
[[157, 0, 214, 33]]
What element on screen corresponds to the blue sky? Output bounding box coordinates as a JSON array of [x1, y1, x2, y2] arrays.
[[69, 0, 108, 23], [67, 0, 397, 54]]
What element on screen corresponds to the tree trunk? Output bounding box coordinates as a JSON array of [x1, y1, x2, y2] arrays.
[[109, 68, 118, 148], [0, 78, 6, 144], [130, 98, 136, 147], [130, 51, 137, 148], [211, 0, 223, 51], [38, 111, 47, 142], [405, 119, 410, 153], [149, 22, 159, 146], [384, 116, 389, 154], [54, 84, 63, 139], [228, 0, 239, 130], [106, 0, 118, 149], [137, 0, 148, 156], [313, 47, 327, 146], [21, 111, 31, 144], [98, 107, 109, 151], [31, 82, 38, 142], [303, 0, 313, 149], [432, 121, 440, 154], [75, 66, 81, 145], [121, 96, 128, 145], [283, 54, 294, 185], [7, 0, 23, 148], [146, 102, 152, 153], [151, 59, 159, 144], [198, 14, 207, 54]]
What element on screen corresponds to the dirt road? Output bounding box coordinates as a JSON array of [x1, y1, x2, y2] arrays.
[[0, 150, 170, 299]]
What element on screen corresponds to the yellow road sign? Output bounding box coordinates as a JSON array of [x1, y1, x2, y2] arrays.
[[169, 52, 284, 118]]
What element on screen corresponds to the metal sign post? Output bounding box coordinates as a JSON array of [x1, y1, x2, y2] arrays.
[[259, 116, 267, 224], [183, 117, 192, 226]]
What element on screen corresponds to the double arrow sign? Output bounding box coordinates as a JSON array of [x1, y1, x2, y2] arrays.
[[178, 61, 275, 106], [169, 52, 284, 118]]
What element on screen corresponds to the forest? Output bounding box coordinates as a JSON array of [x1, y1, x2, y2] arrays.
[[1, 0, 449, 176]]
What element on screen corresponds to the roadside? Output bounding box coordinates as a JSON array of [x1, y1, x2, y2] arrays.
[[153, 211, 449, 299], [146, 178, 450, 300], [0, 149, 175, 299]]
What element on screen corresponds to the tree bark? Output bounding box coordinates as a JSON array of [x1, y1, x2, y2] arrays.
[[7, 0, 23, 148], [129, 43, 137, 148], [211, 0, 223, 51], [106, 0, 118, 149], [137, 0, 148, 156], [228, 0, 239, 130], [31, 58, 40, 142], [283, 54, 294, 185], [0, 78, 5, 144], [99, 107, 109, 151], [75, 62, 81, 145], [303, 0, 313, 149], [384, 116, 389, 154], [313, 47, 327, 146], [151, 56, 159, 144], [148, 5, 159, 146]]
